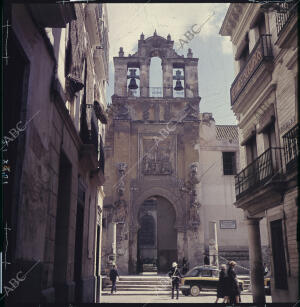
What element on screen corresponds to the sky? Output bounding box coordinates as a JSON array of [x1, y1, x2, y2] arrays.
[[106, 3, 237, 125]]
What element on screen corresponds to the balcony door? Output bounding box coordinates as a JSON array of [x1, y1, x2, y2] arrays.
[[245, 135, 258, 189], [246, 135, 258, 164]]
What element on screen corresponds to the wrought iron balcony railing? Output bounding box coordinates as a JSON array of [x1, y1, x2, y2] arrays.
[[282, 124, 298, 171], [126, 86, 185, 98], [276, 2, 298, 36], [235, 147, 283, 200], [230, 35, 273, 106]]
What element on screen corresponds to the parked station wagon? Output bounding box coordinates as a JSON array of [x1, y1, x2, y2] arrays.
[[179, 265, 244, 297]]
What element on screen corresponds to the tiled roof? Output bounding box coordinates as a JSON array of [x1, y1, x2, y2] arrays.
[[216, 125, 238, 141]]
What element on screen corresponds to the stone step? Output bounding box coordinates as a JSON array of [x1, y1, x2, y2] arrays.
[[102, 290, 174, 296], [107, 287, 172, 291], [119, 277, 169, 281], [116, 283, 172, 287], [118, 280, 171, 287]]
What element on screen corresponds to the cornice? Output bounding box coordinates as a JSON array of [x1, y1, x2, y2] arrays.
[[219, 3, 245, 37], [232, 4, 257, 46], [239, 83, 277, 129]]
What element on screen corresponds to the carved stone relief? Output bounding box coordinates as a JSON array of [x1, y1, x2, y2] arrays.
[[141, 136, 176, 176], [113, 199, 128, 223], [183, 102, 199, 121]]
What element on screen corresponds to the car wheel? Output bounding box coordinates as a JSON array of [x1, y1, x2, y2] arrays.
[[182, 290, 189, 296], [190, 285, 201, 297]]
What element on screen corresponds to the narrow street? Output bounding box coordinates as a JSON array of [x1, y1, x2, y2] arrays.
[[101, 275, 272, 304], [101, 289, 272, 304]]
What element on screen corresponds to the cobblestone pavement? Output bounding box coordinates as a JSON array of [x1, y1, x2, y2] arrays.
[[101, 291, 272, 303]]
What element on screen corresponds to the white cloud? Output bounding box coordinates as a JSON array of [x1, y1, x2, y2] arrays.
[[107, 3, 229, 61], [221, 36, 233, 55]]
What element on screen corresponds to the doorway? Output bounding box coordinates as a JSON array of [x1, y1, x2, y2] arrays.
[[137, 196, 177, 273]]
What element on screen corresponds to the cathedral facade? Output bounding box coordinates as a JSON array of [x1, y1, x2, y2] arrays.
[[102, 32, 257, 275]]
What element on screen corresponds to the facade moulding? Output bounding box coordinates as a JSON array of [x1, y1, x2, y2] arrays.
[[238, 83, 277, 129]]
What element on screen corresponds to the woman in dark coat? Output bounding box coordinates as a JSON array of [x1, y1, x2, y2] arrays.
[[215, 264, 228, 303], [227, 261, 240, 304]]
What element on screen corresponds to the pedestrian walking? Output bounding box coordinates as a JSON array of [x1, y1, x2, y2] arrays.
[[227, 261, 240, 304], [215, 264, 228, 303], [109, 264, 119, 294], [168, 262, 182, 300]]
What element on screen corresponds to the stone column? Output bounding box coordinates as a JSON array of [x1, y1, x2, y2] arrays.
[[128, 225, 138, 274], [108, 222, 117, 262], [114, 61, 128, 96], [162, 61, 173, 98], [208, 221, 219, 268], [246, 218, 265, 303], [177, 229, 185, 262], [140, 62, 149, 97], [185, 62, 199, 98]]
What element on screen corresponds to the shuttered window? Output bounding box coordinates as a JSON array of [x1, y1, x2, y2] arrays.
[[222, 152, 236, 175]]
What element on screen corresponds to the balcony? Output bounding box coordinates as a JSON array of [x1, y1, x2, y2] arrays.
[[275, 2, 298, 49], [79, 104, 99, 171], [283, 124, 298, 172], [127, 87, 185, 98], [230, 35, 273, 106], [276, 2, 298, 36], [235, 147, 283, 200]]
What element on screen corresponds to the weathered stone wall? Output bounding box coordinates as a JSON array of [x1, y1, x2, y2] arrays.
[[9, 3, 108, 303]]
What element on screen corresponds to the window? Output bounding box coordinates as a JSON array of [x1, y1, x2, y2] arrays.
[[201, 270, 212, 277], [186, 269, 200, 277], [222, 152, 236, 175], [263, 122, 276, 149], [270, 219, 288, 289]]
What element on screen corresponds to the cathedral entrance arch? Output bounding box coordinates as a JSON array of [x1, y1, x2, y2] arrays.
[[137, 196, 177, 273]]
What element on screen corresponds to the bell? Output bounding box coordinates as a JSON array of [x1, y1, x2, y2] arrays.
[[128, 78, 138, 90], [174, 80, 183, 91]]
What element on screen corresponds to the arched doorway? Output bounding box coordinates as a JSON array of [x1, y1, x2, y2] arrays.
[[137, 196, 177, 273]]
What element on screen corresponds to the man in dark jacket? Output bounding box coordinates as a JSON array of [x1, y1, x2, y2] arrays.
[[109, 264, 119, 294], [168, 262, 182, 300], [227, 261, 240, 304]]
